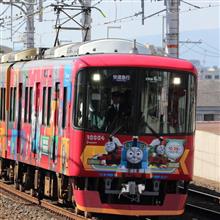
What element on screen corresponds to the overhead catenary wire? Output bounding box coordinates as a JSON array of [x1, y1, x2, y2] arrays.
[[0, 0, 219, 54], [183, 44, 220, 58], [94, 2, 220, 26], [0, 5, 10, 17]]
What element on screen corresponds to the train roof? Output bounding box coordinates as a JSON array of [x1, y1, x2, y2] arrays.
[[77, 54, 197, 74], [0, 38, 197, 74]]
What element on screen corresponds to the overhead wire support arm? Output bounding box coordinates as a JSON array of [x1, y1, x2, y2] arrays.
[[180, 0, 201, 9], [51, 2, 105, 46], [143, 9, 166, 20], [56, 8, 86, 29]]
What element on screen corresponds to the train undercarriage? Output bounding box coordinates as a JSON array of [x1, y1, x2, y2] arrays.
[[0, 157, 189, 219]]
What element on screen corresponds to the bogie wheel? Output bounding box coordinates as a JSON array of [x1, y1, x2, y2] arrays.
[[75, 206, 80, 215], [14, 182, 19, 190], [19, 184, 25, 192], [75, 206, 83, 215], [84, 211, 92, 218], [30, 188, 36, 197]]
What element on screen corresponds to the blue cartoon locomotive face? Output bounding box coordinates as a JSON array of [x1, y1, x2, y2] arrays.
[[120, 139, 148, 169]]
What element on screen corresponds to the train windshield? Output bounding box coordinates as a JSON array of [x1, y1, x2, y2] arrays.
[[75, 68, 196, 135]]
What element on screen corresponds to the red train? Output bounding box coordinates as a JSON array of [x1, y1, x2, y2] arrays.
[[0, 39, 197, 218]]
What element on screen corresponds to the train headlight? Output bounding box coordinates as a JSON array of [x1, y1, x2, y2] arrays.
[[126, 147, 143, 164]]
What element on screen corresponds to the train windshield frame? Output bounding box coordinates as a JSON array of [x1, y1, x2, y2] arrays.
[[74, 67, 196, 135]]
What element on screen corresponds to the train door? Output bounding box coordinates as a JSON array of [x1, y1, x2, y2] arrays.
[[60, 65, 72, 175], [31, 82, 40, 155], [17, 83, 22, 155], [52, 82, 60, 162]]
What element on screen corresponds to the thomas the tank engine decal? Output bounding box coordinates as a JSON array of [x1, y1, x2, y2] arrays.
[[120, 137, 148, 170], [84, 136, 186, 175]]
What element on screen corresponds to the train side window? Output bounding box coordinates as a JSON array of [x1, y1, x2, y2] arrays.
[[9, 87, 13, 121], [0, 89, 1, 120], [12, 87, 16, 121], [2, 88, 6, 121], [13, 87, 17, 121], [9, 87, 16, 122], [54, 82, 60, 126], [42, 87, 46, 125], [47, 87, 52, 126], [24, 87, 28, 122], [28, 87, 33, 123], [62, 86, 67, 129]]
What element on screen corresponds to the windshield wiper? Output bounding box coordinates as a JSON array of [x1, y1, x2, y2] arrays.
[[107, 114, 132, 140], [145, 121, 161, 139]]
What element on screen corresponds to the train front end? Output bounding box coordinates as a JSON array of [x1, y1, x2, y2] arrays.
[[70, 54, 197, 217]]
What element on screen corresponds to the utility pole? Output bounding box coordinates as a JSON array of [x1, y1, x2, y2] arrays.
[[164, 0, 180, 58], [0, 0, 37, 48], [79, 0, 92, 41], [25, 0, 35, 48]]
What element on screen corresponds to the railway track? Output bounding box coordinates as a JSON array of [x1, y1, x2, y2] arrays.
[[186, 186, 220, 219], [2, 179, 220, 220], [0, 180, 90, 220]]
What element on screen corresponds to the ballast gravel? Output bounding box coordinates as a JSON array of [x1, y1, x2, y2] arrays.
[[0, 190, 65, 220]]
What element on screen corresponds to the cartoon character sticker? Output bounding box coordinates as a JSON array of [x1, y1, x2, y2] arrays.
[[98, 136, 122, 166], [120, 137, 148, 171], [83, 136, 186, 174]]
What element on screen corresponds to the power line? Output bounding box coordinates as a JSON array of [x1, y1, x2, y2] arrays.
[[203, 41, 220, 53], [0, 5, 10, 16], [184, 44, 220, 58], [94, 2, 220, 26]]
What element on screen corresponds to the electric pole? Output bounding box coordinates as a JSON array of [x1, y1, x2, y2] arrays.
[[79, 0, 92, 41], [25, 0, 35, 48], [0, 0, 36, 48], [164, 0, 180, 58]]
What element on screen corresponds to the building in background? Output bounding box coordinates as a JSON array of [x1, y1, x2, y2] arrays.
[[200, 66, 220, 80], [190, 60, 220, 80], [197, 80, 220, 121], [0, 45, 12, 55]]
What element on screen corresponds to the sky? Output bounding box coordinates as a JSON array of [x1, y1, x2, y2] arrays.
[[0, 0, 219, 66]]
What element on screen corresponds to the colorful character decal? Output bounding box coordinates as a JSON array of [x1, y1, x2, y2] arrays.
[[60, 138, 70, 175], [148, 137, 169, 168], [20, 130, 27, 160], [97, 136, 122, 166], [0, 127, 6, 157], [84, 136, 186, 174], [120, 137, 148, 170], [165, 139, 184, 161]]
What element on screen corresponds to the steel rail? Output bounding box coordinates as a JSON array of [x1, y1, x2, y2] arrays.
[[0, 181, 89, 220], [186, 202, 220, 216], [188, 188, 220, 204]]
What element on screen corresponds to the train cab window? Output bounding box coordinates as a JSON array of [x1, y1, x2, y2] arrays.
[[47, 87, 52, 126], [62, 87, 67, 128], [140, 71, 196, 134], [75, 68, 196, 135], [42, 87, 46, 125], [75, 68, 134, 133]]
